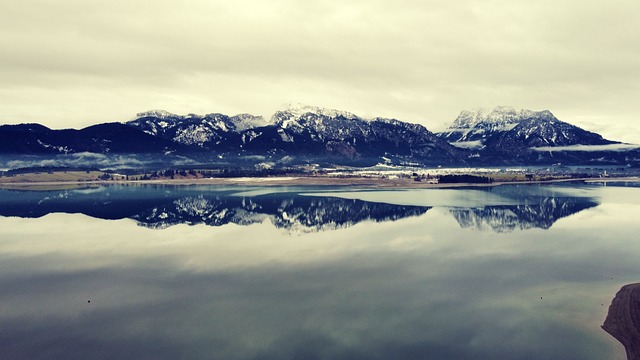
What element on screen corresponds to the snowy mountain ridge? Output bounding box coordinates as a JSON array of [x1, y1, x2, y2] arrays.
[[438, 106, 614, 147], [453, 106, 554, 127], [272, 104, 363, 132], [275, 104, 360, 122], [444, 106, 555, 136], [121, 105, 464, 165], [1, 104, 637, 168], [128, 110, 267, 147]]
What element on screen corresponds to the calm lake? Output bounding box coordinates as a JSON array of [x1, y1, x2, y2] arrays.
[[1, 182, 639, 359]]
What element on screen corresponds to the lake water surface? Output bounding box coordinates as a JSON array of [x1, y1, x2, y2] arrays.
[[1, 182, 639, 359]]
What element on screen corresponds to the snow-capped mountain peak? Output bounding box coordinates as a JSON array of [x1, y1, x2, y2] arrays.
[[127, 110, 268, 147], [437, 105, 616, 153], [135, 109, 180, 120], [451, 106, 557, 129], [273, 104, 361, 126], [230, 113, 268, 131]]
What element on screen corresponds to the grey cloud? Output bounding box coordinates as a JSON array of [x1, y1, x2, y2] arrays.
[[0, 1, 639, 142]]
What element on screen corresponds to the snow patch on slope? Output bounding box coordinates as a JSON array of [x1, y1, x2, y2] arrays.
[[531, 144, 640, 152], [450, 140, 484, 149], [281, 103, 360, 120]]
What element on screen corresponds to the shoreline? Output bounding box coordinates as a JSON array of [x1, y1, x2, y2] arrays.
[[1, 174, 639, 190]]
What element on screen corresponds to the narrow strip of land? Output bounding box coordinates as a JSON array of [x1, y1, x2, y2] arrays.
[[1, 171, 638, 190]]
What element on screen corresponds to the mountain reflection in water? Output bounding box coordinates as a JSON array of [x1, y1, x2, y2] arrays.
[[450, 197, 599, 232], [131, 194, 430, 232], [2, 183, 638, 360], [0, 184, 599, 233], [0, 186, 430, 232]]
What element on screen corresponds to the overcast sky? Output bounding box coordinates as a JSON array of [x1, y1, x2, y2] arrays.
[[1, 0, 639, 142]]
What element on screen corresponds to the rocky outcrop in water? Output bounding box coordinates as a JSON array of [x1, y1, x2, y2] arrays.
[[603, 283, 640, 360]]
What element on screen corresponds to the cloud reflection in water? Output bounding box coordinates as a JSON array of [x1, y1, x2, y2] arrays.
[[1, 184, 638, 359]]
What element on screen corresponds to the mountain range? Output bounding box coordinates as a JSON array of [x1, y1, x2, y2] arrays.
[[1, 104, 638, 169]]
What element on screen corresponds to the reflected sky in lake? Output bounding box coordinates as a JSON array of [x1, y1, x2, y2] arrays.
[[0, 183, 639, 359]]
